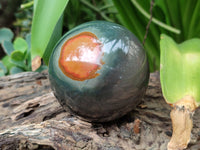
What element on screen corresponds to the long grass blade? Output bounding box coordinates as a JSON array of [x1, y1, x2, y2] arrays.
[[31, 0, 69, 61]]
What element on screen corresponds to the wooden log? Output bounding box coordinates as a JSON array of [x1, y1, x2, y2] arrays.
[[0, 71, 200, 150]]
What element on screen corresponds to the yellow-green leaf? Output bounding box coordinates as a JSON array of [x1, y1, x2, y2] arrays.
[[160, 34, 200, 105]]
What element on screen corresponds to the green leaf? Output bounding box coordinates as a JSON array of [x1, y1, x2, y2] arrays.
[[31, 0, 69, 60], [160, 34, 182, 103], [33, 0, 38, 11], [0, 28, 14, 43], [10, 59, 25, 69], [11, 50, 25, 61], [0, 61, 7, 76], [35, 65, 48, 73], [1, 56, 15, 70], [2, 41, 14, 56], [188, 0, 200, 38], [42, 15, 63, 65], [13, 37, 28, 53], [10, 67, 24, 75], [160, 34, 200, 105]]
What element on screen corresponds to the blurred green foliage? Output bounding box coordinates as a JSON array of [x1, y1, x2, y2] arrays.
[[64, 0, 119, 30], [1, 0, 119, 76], [14, 1, 33, 37], [113, 0, 200, 71], [0, 28, 31, 76], [0, 28, 47, 77], [1, 0, 200, 75]]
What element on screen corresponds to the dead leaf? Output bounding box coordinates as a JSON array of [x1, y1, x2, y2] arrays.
[[32, 56, 41, 71], [133, 118, 141, 134]]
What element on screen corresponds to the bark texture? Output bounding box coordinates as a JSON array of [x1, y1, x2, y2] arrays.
[[0, 71, 200, 150]]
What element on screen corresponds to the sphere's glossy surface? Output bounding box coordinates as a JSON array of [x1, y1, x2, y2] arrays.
[[49, 21, 149, 122]]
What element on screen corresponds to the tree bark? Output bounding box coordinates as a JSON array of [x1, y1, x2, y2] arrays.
[[0, 71, 200, 150]]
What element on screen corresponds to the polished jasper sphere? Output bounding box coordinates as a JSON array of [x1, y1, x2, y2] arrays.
[[49, 21, 149, 122]]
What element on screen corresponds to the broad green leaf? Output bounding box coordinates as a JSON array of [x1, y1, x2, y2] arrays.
[[160, 34, 182, 103], [0, 28, 14, 43], [42, 15, 63, 65], [31, 0, 69, 61], [11, 50, 25, 61], [13, 37, 28, 53], [2, 41, 14, 55], [160, 34, 200, 105], [33, 0, 38, 11], [10, 67, 24, 75]]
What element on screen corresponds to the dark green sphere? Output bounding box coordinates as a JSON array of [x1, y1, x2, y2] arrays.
[[49, 21, 149, 122]]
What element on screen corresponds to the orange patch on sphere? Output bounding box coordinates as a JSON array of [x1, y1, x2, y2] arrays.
[[59, 32, 104, 81]]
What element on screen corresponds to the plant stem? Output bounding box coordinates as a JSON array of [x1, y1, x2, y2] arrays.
[[143, 0, 154, 45], [20, 1, 34, 9], [80, 0, 114, 22], [168, 106, 193, 150], [131, 0, 181, 34], [100, 4, 114, 10], [168, 95, 197, 150]]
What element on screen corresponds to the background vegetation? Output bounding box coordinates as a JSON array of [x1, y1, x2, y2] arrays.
[[1, 0, 200, 76]]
